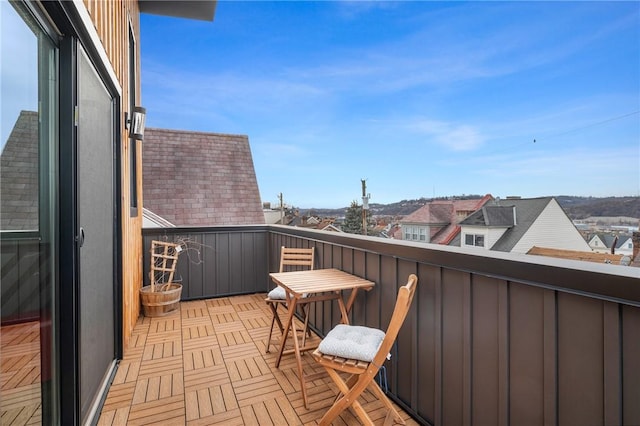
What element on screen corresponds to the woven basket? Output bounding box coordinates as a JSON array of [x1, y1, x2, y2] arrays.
[[140, 283, 182, 317]]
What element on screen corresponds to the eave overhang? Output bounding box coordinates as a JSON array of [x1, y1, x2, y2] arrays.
[[138, 1, 216, 21]]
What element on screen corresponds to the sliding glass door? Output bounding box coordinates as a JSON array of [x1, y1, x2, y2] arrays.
[[0, 1, 59, 422]]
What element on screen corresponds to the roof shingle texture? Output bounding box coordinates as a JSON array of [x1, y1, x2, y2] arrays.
[[1, 111, 39, 230], [142, 128, 265, 226]]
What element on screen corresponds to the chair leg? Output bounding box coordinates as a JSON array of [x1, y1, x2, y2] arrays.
[[320, 369, 376, 426], [265, 302, 284, 353], [300, 303, 311, 347], [368, 379, 405, 425]]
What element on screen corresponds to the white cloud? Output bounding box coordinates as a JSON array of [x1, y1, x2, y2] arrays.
[[406, 119, 485, 152]]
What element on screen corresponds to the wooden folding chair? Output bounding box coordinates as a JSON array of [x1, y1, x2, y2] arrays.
[[264, 246, 315, 353], [312, 274, 418, 426]]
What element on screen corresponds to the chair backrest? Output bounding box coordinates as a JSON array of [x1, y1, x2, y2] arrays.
[[279, 246, 315, 273], [371, 274, 418, 367]]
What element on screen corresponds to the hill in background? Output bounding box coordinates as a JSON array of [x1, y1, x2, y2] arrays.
[[302, 195, 640, 222]]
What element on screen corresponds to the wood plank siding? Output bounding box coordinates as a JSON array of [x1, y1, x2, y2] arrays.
[[82, 0, 143, 349]]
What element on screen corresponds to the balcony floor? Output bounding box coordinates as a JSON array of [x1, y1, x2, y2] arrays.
[[98, 294, 417, 425]]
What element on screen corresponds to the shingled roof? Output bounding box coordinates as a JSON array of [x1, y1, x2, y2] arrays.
[[401, 195, 493, 244], [1, 111, 39, 230], [142, 128, 265, 226]]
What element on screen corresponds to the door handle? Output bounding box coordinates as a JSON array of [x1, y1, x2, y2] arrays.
[[77, 227, 85, 247]]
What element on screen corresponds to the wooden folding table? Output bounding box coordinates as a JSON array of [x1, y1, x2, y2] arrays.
[[268, 268, 375, 408]]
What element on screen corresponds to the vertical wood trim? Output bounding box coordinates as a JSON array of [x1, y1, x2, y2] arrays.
[[434, 267, 443, 426], [462, 273, 472, 426], [498, 281, 509, 426], [543, 290, 558, 426], [603, 303, 621, 426], [81, 0, 144, 350]]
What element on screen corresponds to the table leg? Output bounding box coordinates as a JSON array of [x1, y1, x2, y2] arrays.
[[290, 313, 310, 408], [336, 292, 350, 325]]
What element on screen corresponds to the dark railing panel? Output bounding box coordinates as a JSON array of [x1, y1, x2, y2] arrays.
[[417, 263, 438, 423], [143, 225, 639, 426], [471, 274, 504, 426], [142, 227, 269, 299], [558, 292, 604, 425], [509, 282, 548, 424], [1, 235, 41, 323], [623, 305, 640, 424]]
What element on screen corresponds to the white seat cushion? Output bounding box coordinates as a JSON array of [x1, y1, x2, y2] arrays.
[[267, 286, 286, 300], [317, 324, 385, 362], [267, 285, 308, 300]]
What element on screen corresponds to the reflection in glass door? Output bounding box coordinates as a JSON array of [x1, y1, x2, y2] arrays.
[[0, 1, 58, 424]]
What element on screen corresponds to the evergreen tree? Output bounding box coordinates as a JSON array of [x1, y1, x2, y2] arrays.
[[342, 200, 364, 234]]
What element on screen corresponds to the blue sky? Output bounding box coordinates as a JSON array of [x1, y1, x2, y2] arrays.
[[140, 1, 639, 209]]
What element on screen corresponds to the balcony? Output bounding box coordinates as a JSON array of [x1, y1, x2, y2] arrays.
[[2, 224, 639, 425], [134, 224, 640, 425]]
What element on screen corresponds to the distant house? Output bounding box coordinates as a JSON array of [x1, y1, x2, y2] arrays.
[[262, 202, 284, 224], [142, 128, 265, 227], [400, 195, 493, 244], [588, 233, 634, 256], [457, 196, 591, 253]]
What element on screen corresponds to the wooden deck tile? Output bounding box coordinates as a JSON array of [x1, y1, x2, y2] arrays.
[[127, 394, 185, 425], [0, 294, 418, 425], [184, 363, 229, 392], [186, 408, 244, 426]]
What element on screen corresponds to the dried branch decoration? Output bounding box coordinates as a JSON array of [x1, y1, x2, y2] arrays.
[[149, 237, 213, 292]]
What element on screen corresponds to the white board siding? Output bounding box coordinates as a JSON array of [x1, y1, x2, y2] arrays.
[[588, 235, 607, 253], [487, 227, 509, 249], [460, 226, 508, 249], [616, 237, 634, 256], [511, 199, 592, 254]]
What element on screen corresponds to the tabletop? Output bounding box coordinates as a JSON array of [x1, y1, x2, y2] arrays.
[[269, 268, 375, 296]]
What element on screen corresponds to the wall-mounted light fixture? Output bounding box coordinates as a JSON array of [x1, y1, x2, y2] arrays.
[[126, 106, 146, 140]]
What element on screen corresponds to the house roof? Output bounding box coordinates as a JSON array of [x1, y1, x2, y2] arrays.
[[402, 202, 453, 224], [142, 127, 265, 226], [142, 208, 176, 228], [590, 233, 631, 249], [462, 205, 516, 227], [460, 197, 554, 251], [1, 111, 38, 230], [527, 246, 626, 265], [401, 195, 494, 244]]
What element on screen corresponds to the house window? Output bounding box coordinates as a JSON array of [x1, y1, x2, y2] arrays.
[[419, 228, 426, 241], [404, 226, 417, 241], [465, 234, 485, 247]]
